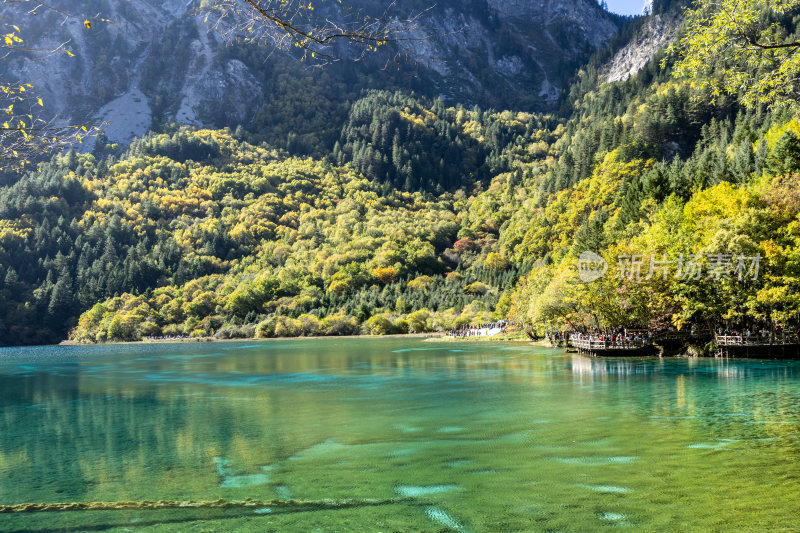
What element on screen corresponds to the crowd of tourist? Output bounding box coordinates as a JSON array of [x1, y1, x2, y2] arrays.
[[568, 330, 653, 348], [544, 328, 656, 349], [143, 335, 193, 341], [716, 326, 798, 344]]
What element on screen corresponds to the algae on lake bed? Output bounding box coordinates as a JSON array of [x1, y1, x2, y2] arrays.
[[1, 338, 800, 531]]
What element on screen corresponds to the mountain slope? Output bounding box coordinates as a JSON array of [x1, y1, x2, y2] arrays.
[[600, 10, 682, 83], [1, 0, 622, 149], [10, 0, 794, 347]]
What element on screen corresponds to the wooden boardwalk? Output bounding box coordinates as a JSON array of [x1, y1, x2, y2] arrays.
[[570, 338, 657, 357], [715, 335, 800, 359], [553, 331, 800, 358]]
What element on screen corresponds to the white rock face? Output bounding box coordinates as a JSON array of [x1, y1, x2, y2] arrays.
[[176, 55, 262, 126], [601, 13, 681, 84], [397, 20, 452, 78], [496, 56, 523, 77], [95, 88, 152, 146], [538, 78, 558, 103], [1, 1, 265, 146], [175, 22, 218, 126]]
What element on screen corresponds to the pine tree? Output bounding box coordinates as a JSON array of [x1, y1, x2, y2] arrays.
[[48, 272, 74, 317]]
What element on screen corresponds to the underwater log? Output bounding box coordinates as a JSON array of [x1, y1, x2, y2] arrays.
[[0, 497, 411, 514]]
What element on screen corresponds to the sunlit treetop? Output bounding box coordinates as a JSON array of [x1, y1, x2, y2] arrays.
[[668, 0, 800, 113]]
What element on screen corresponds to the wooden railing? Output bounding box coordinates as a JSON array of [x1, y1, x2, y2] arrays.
[[715, 335, 799, 346], [570, 338, 651, 351]]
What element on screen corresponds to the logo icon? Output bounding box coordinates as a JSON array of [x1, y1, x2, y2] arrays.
[[578, 251, 608, 283]]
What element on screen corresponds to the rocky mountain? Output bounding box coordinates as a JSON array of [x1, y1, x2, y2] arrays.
[[600, 10, 682, 83], [1, 0, 623, 148], [391, 0, 620, 105]]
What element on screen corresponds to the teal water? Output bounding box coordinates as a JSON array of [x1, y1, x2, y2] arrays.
[[1, 338, 800, 531]]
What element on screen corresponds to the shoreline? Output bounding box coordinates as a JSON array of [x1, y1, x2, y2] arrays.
[[58, 331, 536, 347], [426, 332, 532, 343], [59, 332, 441, 347]]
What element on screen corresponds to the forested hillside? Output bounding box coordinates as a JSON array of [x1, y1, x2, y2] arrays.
[[0, 102, 533, 344], [2, 0, 800, 345]]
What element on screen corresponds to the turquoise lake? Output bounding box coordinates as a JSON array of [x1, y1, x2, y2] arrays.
[[1, 338, 800, 531]]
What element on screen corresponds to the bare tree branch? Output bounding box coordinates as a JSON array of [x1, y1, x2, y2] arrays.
[[208, 0, 430, 64], [0, 0, 104, 172]]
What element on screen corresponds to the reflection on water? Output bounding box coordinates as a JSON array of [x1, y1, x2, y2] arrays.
[[569, 355, 661, 379], [569, 353, 800, 380], [0, 339, 799, 531]]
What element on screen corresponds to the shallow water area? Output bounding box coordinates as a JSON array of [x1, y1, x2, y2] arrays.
[[1, 338, 800, 531]]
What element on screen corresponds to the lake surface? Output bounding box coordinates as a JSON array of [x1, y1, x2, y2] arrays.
[[1, 338, 799, 532]]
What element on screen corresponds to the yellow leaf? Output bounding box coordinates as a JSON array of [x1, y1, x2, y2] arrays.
[[65, 50, 74, 57], [84, 20, 92, 29], [37, 98, 43, 106]]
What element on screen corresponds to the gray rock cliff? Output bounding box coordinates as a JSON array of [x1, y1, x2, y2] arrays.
[[0, 0, 622, 146]]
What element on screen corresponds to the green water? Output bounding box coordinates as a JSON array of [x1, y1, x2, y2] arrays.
[[1, 339, 799, 532]]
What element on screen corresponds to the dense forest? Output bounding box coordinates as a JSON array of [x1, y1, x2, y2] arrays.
[[1, 0, 799, 345]]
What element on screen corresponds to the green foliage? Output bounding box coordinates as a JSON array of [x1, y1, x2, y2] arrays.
[[0, 116, 519, 343], [670, 0, 800, 112], [6, 4, 800, 344], [335, 91, 527, 191]]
